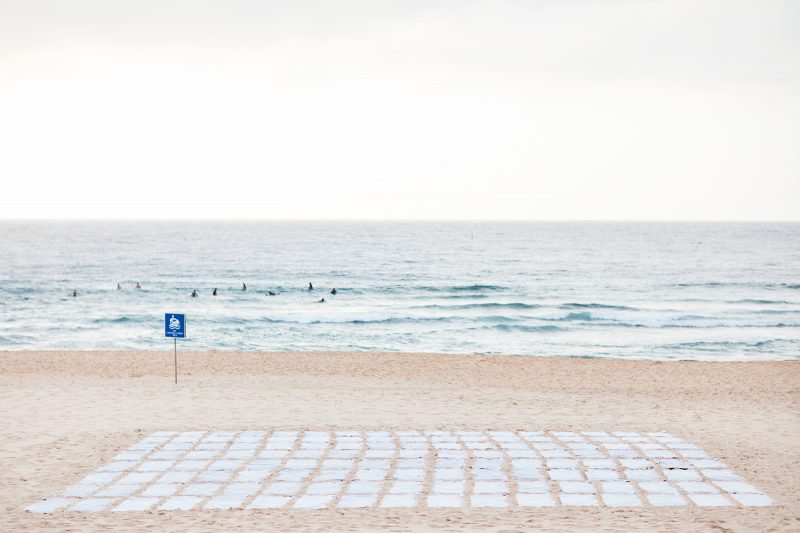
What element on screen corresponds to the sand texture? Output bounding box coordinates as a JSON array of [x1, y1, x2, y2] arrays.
[[1, 351, 798, 532]]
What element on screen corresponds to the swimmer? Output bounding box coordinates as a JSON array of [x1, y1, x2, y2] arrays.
[[72, 289, 77, 297], [191, 290, 197, 298], [308, 282, 313, 290], [242, 283, 247, 291], [318, 297, 325, 303], [213, 288, 217, 296], [330, 288, 337, 295], [135, 282, 141, 289], [268, 291, 276, 296]]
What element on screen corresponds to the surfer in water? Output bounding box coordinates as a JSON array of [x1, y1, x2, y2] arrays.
[[319, 297, 325, 303], [191, 290, 198, 298], [308, 282, 313, 290], [72, 289, 77, 297], [330, 288, 337, 295], [116, 283, 121, 290], [213, 288, 217, 296], [268, 291, 276, 296], [242, 283, 247, 291], [135, 282, 141, 289]]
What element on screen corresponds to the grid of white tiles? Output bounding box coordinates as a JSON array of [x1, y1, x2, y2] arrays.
[[26, 430, 773, 513]]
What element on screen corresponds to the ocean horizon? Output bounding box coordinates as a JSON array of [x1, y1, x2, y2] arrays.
[[1, 221, 798, 360]]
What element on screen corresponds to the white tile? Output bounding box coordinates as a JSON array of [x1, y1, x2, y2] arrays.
[[118, 472, 159, 485], [432, 481, 464, 494], [264, 481, 302, 496], [138, 461, 174, 472], [548, 469, 582, 481], [601, 481, 636, 494], [517, 493, 555, 507], [348, 481, 382, 494], [517, 480, 549, 493], [731, 493, 773, 506], [427, 494, 462, 507], [702, 469, 742, 481], [174, 460, 210, 472], [316, 470, 349, 481], [688, 494, 732, 506], [71, 498, 116, 512], [381, 494, 417, 507], [183, 483, 219, 496], [473, 481, 507, 494], [560, 493, 598, 506], [249, 495, 290, 509], [713, 481, 761, 494], [471, 494, 508, 507], [276, 469, 313, 482], [224, 482, 261, 496], [160, 495, 202, 510], [472, 469, 506, 480], [79, 472, 116, 485], [323, 459, 353, 469], [586, 469, 618, 481], [159, 471, 194, 483], [96, 484, 141, 497], [560, 481, 595, 494], [355, 469, 387, 481], [236, 470, 270, 482], [390, 481, 423, 494], [639, 481, 678, 494], [338, 494, 377, 508], [306, 481, 342, 495], [394, 469, 425, 481], [113, 497, 159, 512], [286, 459, 317, 469], [99, 461, 137, 472], [646, 493, 687, 506], [294, 494, 334, 509], [26, 497, 74, 513], [198, 470, 231, 482], [664, 469, 701, 482], [625, 469, 661, 481], [142, 483, 181, 497], [434, 468, 464, 481], [602, 493, 642, 507], [61, 484, 101, 497], [678, 481, 719, 494]]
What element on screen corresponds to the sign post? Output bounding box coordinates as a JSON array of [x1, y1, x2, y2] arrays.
[[164, 313, 186, 383]]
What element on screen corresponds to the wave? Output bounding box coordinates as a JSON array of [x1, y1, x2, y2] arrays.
[[414, 302, 540, 310], [412, 284, 506, 293], [729, 299, 793, 305], [487, 324, 563, 333], [558, 303, 635, 311], [660, 339, 787, 351], [674, 282, 800, 290]]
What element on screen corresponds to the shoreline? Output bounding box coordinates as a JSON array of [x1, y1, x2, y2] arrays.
[[1, 351, 798, 531]]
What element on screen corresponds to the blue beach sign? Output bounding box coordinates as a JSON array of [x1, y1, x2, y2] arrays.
[[165, 313, 186, 338]]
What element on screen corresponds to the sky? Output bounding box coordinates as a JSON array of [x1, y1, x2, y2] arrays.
[[0, 0, 798, 220]]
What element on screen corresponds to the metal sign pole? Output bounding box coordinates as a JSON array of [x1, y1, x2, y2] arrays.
[[174, 337, 178, 384]]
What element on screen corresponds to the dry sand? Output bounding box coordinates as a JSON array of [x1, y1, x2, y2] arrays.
[[0, 350, 798, 532]]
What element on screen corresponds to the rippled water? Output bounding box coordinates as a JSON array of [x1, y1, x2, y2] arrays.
[[1, 221, 798, 359]]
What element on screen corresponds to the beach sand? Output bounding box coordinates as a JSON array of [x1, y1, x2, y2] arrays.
[[0, 350, 798, 532]]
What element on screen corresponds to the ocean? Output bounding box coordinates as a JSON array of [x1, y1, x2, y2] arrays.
[[0, 221, 798, 360]]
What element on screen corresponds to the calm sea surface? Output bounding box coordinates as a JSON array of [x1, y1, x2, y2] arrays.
[[0, 222, 798, 360]]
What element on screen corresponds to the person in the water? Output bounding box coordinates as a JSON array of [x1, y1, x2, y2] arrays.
[[116, 283, 121, 290], [268, 291, 276, 296], [242, 283, 247, 291], [319, 297, 325, 303], [213, 288, 217, 296], [308, 282, 313, 290], [135, 282, 141, 289], [72, 289, 77, 297], [330, 288, 337, 295], [191, 290, 197, 297]]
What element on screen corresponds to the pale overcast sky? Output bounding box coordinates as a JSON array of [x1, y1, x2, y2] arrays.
[[1, 0, 798, 220]]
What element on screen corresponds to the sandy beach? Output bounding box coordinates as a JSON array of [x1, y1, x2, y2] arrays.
[[1, 350, 798, 532]]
